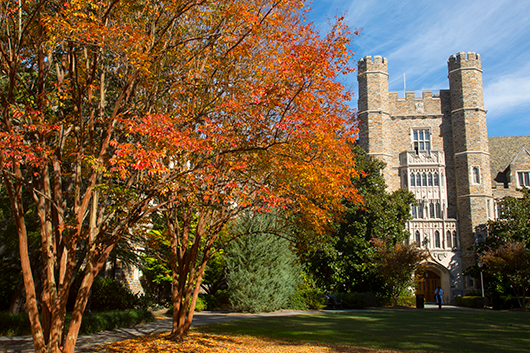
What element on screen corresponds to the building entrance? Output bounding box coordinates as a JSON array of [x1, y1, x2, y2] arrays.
[[416, 270, 440, 302]]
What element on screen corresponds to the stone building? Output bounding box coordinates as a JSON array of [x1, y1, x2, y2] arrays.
[[357, 52, 530, 303]]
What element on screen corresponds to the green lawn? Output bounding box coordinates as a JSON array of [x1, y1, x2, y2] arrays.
[[200, 309, 530, 353]]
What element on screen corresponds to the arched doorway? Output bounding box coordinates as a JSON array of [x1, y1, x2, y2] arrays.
[[416, 270, 440, 302]]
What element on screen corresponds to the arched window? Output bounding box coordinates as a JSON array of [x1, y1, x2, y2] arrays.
[[429, 203, 435, 218], [473, 167, 480, 184], [415, 231, 421, 247], [416, 173, 421, 186], [452, 231, 458, 249], [435, 231, 441, 248], [436, 203, 441, 218], [428, 173, 433, 186], [446, 231, 452, 248], [418, 202, 424, 219], [410, 173, 415, 187], [422, 173, 427, 186], [434, 173, 439, 186], [412, 205, 417, 219]]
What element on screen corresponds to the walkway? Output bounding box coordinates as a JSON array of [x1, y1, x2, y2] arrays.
[[0, 304, 477, 352]]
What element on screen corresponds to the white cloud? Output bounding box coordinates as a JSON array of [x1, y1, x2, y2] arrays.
[[484, 70, 530, 120]]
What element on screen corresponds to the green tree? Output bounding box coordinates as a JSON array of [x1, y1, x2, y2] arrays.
[[225, 212, 301, 313], [474, 189, 530, 307], [480, 242, 530, 308], [301, 145, 417, 293], [484, 188, 530, 251], [372, 238, 428, 306]]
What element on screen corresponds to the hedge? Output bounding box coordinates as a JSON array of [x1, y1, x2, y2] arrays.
[[0, 309, 154, 337]]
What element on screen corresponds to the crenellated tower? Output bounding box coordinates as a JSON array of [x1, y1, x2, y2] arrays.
[[357, 52, 497, 300], [357, 56, 393, 172], [448, 52, 493, 271]]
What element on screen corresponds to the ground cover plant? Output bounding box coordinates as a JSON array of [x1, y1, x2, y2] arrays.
[[0, 309, 153, 336]]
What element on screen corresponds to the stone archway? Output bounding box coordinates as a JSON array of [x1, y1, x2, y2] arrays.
[[415, 262, 451, 303]]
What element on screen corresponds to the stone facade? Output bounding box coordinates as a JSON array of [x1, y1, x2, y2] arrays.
[[357, 52, 529, 302]]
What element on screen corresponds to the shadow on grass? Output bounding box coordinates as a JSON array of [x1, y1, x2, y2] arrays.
[[200, 310, 530, 353]]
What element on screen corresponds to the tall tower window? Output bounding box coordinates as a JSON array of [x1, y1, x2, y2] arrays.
[[429, 203, 435, 218], [422, 173, 427, 186], [452, 231, 458, 249], [415, 231, 421, 247], [416, 174, 421, 186], [436, 203, 441, 218], [410, 173, 415, 187], [428, 173, 433, 186], [434, 173, 439, 186], [518, 171, 530, 187], [472, 166, 481, 184], [413, 129, 431, 153], [446, 231, 452, 248], [412, 205, 417, 219], [435, 231, 441, 248]]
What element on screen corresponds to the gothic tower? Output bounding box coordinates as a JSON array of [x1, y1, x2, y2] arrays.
[[448, 52, 493, 271], [357, 56, 393, 171]]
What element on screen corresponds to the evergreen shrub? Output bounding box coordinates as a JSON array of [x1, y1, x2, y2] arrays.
[[226, 213, 301, 313]]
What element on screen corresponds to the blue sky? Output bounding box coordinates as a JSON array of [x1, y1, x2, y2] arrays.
[[306, 0, 530, 137]]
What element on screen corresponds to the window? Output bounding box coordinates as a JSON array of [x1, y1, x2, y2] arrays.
[[436, 203, 441, 218], [410, 173, 415, 187], [518, 171, 530, 187], [452, 231, 458, 249], [418, 202, 424, 218], [415, 231, 421, 247], [422, 173, 427, 186], [434, 172, 439, 186], [435, 231, 441, 248], [412, 205, 417, 219], [429, 203, 435, 218], [413, 129, 431, 153], [472, 166, 481, 184], [446, 231, 452, 248], [428, 173, 433, 186], [402, 173, 408, 188], [416, 174, 421, 186]]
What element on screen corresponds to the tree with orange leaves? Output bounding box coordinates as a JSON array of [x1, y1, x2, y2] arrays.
[[0, 0, 358, 351]]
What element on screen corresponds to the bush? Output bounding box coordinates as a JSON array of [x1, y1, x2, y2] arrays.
[[201, 290, 231, 311], [0, 309, 154, 336], [226, 213, 301, 313], [90, 276, 145, 311], [0, 311, 31, 336], [287, 286, 326, 310], [454, 296, 488, 308], [336, 292, 380, 309], [77, 309, 154, 335], [379, 296, 416, 307]]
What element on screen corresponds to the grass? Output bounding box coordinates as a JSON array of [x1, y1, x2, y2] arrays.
[[199, 309, 530, 353]]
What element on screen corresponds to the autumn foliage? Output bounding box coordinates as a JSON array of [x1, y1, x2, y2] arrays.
[[0, 0, 359, 352]]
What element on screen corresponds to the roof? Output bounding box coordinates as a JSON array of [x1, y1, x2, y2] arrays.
[[488, 136, 530, 180]]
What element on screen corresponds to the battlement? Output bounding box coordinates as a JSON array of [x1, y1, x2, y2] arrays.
[[358, 55, 388, 74], [387, 90, 450, 116], [448, 52, 481, 71]]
